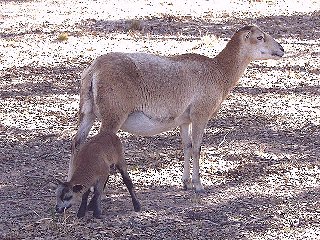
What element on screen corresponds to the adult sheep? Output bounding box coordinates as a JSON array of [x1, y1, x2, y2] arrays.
[[71, 25, 284, 193]]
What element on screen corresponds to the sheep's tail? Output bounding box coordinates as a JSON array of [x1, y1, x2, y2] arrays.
[[72, 66, 97, 153]]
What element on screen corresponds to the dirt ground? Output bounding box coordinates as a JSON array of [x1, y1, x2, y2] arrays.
[[0, 0, 319, 239]]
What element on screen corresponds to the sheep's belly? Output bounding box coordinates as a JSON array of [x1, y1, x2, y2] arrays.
[[121, 111, 182, 136]]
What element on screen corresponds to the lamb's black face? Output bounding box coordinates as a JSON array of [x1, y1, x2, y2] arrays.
[[55, 183, 75, 213]]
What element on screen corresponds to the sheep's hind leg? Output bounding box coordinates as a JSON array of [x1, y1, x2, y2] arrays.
[[68, 112, 95, 180], [72, 112, 95, 152]]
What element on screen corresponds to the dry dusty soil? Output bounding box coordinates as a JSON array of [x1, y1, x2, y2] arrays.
[[0, 0, 319, 239]]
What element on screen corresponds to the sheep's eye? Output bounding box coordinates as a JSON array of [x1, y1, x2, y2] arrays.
[[257, 36, 264, 41]]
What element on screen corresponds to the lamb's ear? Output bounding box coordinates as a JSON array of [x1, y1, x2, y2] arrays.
[[72, 185, 84, 193]]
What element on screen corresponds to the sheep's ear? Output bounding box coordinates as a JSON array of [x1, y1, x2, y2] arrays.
[[72, 185, 84, 193]]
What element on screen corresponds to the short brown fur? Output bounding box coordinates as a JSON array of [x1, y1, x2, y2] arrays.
[[71, 25, 284, 193], [56, 131, 140, 218]]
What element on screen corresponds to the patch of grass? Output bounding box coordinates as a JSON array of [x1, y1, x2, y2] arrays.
[[57, 32, 69, 41], [128, 19, 143, 32]]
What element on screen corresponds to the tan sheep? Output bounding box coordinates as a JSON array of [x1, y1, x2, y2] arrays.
[[56, 131, 141, 218], [71, 25, 284, 193]]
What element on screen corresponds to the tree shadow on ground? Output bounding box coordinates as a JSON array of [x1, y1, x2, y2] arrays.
[[204, 108, 319, 185], [116, 104, 319, 190], [1, 113, 319, 238], [234, 85, 320, 96], [0, 64, 84, 99], [0, 0, 35, 2], [77, 11, 320, 41], [183, 187, 320, 239], [0, 126, 70, 227], [1, 4, 319, 239], [207, 112, 319, 154]]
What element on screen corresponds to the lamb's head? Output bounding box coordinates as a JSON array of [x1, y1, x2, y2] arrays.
[[236, 25, 284, 61], [55, 181, 84, 213]]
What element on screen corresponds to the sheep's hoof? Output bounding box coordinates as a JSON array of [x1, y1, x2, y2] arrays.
[[193, 181, 205, 194], [182, 179, 193, 190]]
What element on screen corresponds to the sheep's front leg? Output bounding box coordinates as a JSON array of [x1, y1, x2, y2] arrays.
[[190, 121, 207, 193], [180, 123, 193, 190], [77, 190, 90, 218]]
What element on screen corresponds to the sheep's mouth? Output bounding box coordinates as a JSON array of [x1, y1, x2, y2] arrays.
[[272, 51, 284, 58], [260, 51, 284, 58]]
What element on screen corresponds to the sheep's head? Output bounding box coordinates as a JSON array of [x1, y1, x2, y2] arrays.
[[237, 25, 284, 61], [55, 181, 83, 213]]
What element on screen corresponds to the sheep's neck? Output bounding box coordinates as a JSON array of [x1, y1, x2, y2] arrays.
[[215, 43, 251, 95]]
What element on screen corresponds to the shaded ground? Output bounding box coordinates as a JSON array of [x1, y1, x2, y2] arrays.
[[0, 0, 319, 239]]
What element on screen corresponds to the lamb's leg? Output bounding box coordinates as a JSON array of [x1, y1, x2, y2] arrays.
[[77, 190, 90, 218], [87, 176, 109, 211], [180, 123, 193, 190], [117, 163, 141, 212], [91, 179, 106, 218]]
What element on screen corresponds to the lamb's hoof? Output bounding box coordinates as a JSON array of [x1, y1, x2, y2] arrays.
[[182, 179, 193, 190], [77, 211, 86, 218], [93, 210, 102, 219], [133, 201, 141, 212]]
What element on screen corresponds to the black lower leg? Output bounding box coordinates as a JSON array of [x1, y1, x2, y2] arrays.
[[77, 190, 90, 218], [118, 167, 141, 212], [92, 188, 102, 218], [88, 176, 109, 211]]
